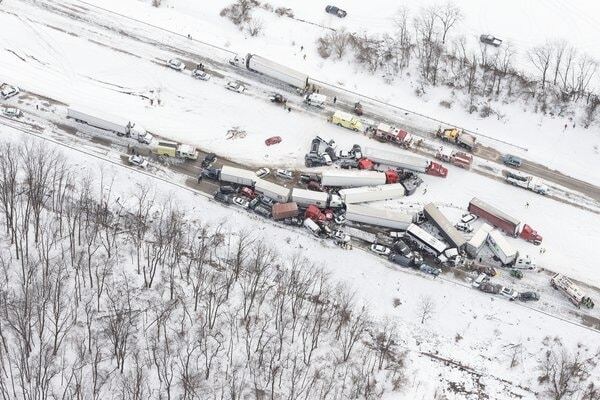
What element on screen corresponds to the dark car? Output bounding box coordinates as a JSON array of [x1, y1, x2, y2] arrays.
[[201, 153, 217, 167], [310, 138, 322, 154], [254, 205, 272, 218], [219, 185, 237, 195], [213, 191, 231, 204], [248, 197, 261, 210], [198, 167, 220, 181], [502, 154, 522, 168], [325, 147, 338, 162], [283, 217, 303, 226], [480, 34, 502, 47], [388, 252, 412, 268], [338, 159, 359, 169], [401, 175, 423, 195], [258, 195, 275, 207], [269, 93, 287, 103], [325, 5, 347, 18], [518, 291, 540, 302]]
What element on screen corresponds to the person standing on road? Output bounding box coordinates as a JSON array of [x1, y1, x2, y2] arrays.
[[333, 96, 337, 104]]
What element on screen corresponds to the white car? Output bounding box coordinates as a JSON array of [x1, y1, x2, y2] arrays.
[[332, 230, 350, 244], [228, 55, 245, 67], [500, 287, 518, 301], [1, 107, 23, 118], [455, 222, 473, 233], [192, 69, 210, 80], [276, 169, 293, 180], [232, 196, 250, 209], [128, 155, 149, 168], [460, 213, 478, 224], [256, 168, 270, 178], [370, 244, 391, 256], [226, 81, 245, 93], [334, 214, 346, 225], [0, 84, 20, 100], [471, 273, 489, 288], [167, 59, 185, 71]]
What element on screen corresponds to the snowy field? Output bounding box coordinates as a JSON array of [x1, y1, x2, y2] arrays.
[[2, 123, 599, 398]]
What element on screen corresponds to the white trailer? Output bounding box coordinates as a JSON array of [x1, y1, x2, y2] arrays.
[[486, 229, 518, 265], [246, 54, 309, 89], [345, 204, 414, 230], [338, 184, 405, 204], [220, 166, 256, 187], [465, 223, 493, 257], [254, 179, 291, 203], [423, 203, 466, 250], [364, 147, 429, 173], [406, 223, 448, 256], [67, 106, 151, 143], [291, 188, 342, 208], [321, 170, 387, 187], [341, 226, 378, 243]]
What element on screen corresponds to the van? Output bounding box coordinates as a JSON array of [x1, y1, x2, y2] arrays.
[[330, 111, 363, 131], [304, 93, 327, 107], [514, 256, 535, 270], [152, 141, 178, 157], [176, 144, 199, 160], [303, 218, 321, 236]]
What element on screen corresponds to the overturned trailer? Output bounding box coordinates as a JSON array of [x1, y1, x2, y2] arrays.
[[423, 203, 466, 250]]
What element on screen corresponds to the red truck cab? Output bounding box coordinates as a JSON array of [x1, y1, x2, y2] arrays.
[[385, 169, 399, 184], [305, 204, 325, 222], [426, 162, 448, 178], [520, 224, 542, 245]]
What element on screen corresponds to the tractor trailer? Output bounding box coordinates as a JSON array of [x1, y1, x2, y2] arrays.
[[505, 172, 549, 195], [423, 203, 466, 250], [344, 204, 414, 230], [291, 188, 343, 208], [320, 170, 398, 187], [67, 106, 152, 143], [364, 147, 448, 177], [338, 184, 406, 204], [465, 223, 493, 257], [245, 54, 309, 89], [254, 179, 291, 203], [220, 165, 256, 187], [468, 197, 542, 245]]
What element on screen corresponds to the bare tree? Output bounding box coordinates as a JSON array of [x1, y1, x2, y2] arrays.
[[538, 339, 599, 400], [435, 2, 462, 44], [246, 18, 263, 37], [417, 295, 435, 324], [528, 43, 553, 94]]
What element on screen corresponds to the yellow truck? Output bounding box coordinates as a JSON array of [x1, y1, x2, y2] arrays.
[[151, 141, 199, 160], [329, 111, 363, 132]]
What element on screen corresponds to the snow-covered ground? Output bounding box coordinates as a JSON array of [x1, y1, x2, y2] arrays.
[[1, 123, 599, 398], [1, 0, 599, 287]]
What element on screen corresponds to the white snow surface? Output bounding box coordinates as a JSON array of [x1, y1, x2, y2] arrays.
[[2, 124, 599, 398], [0, 0, 599, 286]]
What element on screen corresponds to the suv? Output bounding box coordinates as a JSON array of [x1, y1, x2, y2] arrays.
[[325, 5, 347, 17], [500, 287, 518, 301], [254, 205, 272, 218], [518, 292, 540, 302], [213, 192, 231, 204], [219, 185, 237, 195], [202, 153, 216, 167], [198, 167, 220, 181], [388, 252, 412, 268], [502, 154, 522, 168], [0, 84, 20, 99], [305, 153, 332, 167], [276, 169, 293, 180], [167, 59, 185, 71]]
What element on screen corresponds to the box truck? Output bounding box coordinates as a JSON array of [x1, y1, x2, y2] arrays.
[[486, 229, 518, 265], [245, 54, 309, 89], [329, 111, 363, 131], [272, 202, 299, 220]]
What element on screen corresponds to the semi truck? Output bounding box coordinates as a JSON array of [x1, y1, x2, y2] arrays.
[[245, 54, 309, 89], [341, 226, 378, 243], [373, 123, 413, 147], [254, 179, 291, 203], [219, 165, 256, 187], [435, 128, 477, 151], [67, 106, 152, 143], [423, 203, 466, 250], [505, 172, 549, 195], [291, 188, 343, 208], [465, 223, 493, 257], [364, 147, 448, 177], [405, 223, 448, 256], [435, 147, 473, 169], [338, 184, 406, 204], [468, 197, 542, 245], [320, 170, 398, 187], [272, 202, 299, 220], [551, 273, 595, 309], [486, 229, 518, 265], [345, 204, 414, 230], [329, 111, 363, 131]]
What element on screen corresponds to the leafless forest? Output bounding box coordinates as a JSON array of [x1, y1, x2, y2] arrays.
[[0, 140, 409, 399]]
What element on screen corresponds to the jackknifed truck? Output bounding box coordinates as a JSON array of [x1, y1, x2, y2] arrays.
[[344, 204, 414, 230], [486, 229, 518, 265], [551, 273, 594, 309], [468, 197, 542, 245]]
